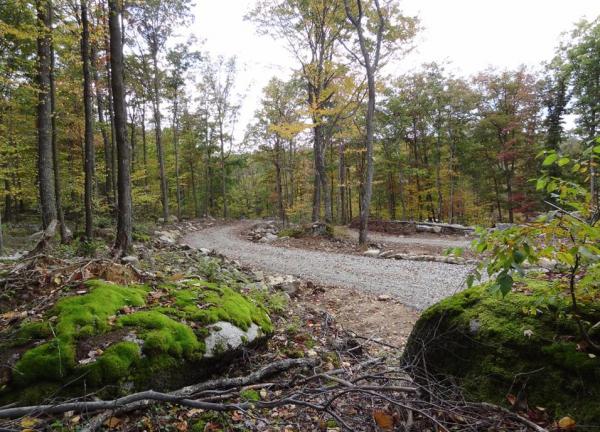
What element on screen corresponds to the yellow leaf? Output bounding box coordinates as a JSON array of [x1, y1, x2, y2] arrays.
[[558, 416, 576, 429], [20, 417, 39, 428]]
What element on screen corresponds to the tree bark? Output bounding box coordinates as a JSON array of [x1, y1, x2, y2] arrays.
[[81, 0, 95, 239], [152, 49, 169, 221], [274, 138, 285, 224], [49, 12, 67, 242], [108, 0, 132, 254], [36, 0, 57, 229], [91, 42, 113, 206], [172, 96, 182, 220]]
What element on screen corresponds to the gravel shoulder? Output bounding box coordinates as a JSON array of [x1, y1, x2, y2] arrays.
[[343, 227, 472, 249], [184, 222, 474, 310]]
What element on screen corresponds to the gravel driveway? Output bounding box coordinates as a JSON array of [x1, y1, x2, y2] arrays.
[[183, 222, 474, 310]]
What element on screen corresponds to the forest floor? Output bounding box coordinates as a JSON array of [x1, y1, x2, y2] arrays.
[[0, 219, 554, 431], [183, 221, 474, 311]]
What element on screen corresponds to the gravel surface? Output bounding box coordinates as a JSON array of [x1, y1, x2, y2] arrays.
[[344, 228, 472, 249], [183, 222, 474, 310]]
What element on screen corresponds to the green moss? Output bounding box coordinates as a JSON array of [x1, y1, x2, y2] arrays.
[[278, 227, 305, 238], [163, 281, 273, 332], [12, 321, 52, 345], [13, 339, 76, 386], [404, 275, 600, 424], [6, 277, 273, 404], [53, 280, 148, 339], [240, 389, 260, 401], [118, 311, 204, 360], [87, 342, 141, 385]]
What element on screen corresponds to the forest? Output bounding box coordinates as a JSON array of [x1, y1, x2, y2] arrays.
[[1, 0, 600, 431]]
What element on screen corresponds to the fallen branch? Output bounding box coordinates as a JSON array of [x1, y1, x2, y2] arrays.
[[474, 402, 549, 432], [0, 358, 316, 419]]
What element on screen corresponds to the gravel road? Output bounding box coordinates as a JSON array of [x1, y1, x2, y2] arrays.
[[345, 228, 472, 249], [183, 222, 474, 310]]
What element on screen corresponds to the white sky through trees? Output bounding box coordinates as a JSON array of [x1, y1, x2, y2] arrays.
[[187, 0, 600, 141]]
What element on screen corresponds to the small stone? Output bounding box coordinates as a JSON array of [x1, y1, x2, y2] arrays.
[[377, 294, 392, 301], [469, 319, 481, 334], [121, 255, 140, 266], [364, 249, 381, 257], [307, 349, 318, 358]]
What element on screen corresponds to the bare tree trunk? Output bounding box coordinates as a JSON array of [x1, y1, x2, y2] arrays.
[[344, 0, 380, 245], [219, 128, 227, 219], [172, 98, 182, 220], [274, 138, 285, 225], [81, 0, 94, 239], [91, 42, 113, 206], [0, 207, 3, 254], [151, 50, 169, 221], [338, 141, 347, 225], [108, 0, 132, 254], [36, 0, 57, 229], [189, 159, 199, 217], [104, 33, 118, 206], [50, 21, 67, 242]]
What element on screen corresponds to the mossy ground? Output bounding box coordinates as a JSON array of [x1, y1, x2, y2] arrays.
[[403, 272, 600, 426], [0, 276, 274, 404]]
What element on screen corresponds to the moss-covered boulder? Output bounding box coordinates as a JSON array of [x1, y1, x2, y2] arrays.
[[402, 273, 600, 425], [0, 278, 273, 404]]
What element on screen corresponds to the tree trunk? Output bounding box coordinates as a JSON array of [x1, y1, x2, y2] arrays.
[[152, 50, 169, 221], [189, 159, 199, 217], [338, 141, 347, 225], [141, 102, 148, 188], [36, 0, 57, 229], [81, 0, 94, 239], [172, 97, 181, 220], [274, 138, 285, 225], [219, 125, 227, 219], [104, 33, 117, 206], [49, 18, 67, 242], [108, 0, 132, 254], [91, 43, 113, 206]]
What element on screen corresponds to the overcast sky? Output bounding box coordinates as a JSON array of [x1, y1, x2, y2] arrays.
[[186, 0, 600, 139]]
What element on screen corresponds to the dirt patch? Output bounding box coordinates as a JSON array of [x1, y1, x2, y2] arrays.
[[76, 328, 133, 362], [293, 283, 419, 351]]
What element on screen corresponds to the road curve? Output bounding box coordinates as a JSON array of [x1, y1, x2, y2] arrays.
[[183, 222, 473, 310]]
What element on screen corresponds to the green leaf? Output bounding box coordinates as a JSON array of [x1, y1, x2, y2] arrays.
[[496, 272, 514, 297], [466, 273, 475, 288], [536, 178, 547, 191], [558, 157, 570, 167], [513, 250, 526, 264], [542, 153, 558, 166], [594, 145, 600, 154]]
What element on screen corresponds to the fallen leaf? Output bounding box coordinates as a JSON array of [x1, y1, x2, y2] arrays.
[[20, 417, 39, 428], [558, 416, 576, 429], [506, 394, 517, 406], [185, 408, 204, 418], [175, 420, 188, 431], [104, 416, 121, 429], [373, 409, 394, 430]]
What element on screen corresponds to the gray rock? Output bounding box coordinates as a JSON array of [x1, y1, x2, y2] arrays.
[[121, 255, 140, 266], [204, 321, 263, 357], [258, 233, 278, 243], [363, 248, 381, 257], [198, 247, 212, 256]]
